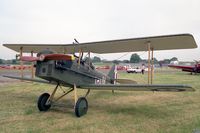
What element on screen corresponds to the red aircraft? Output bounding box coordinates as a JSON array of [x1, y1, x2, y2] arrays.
[[168, 61, 200, 74]]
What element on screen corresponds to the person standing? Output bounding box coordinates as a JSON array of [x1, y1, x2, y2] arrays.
[[141, 64, 145, 74]]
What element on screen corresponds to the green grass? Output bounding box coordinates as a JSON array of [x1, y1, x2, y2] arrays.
[[0, 68, 200, 133]]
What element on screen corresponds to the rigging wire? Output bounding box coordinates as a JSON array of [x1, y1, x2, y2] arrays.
[[92, 51, 147, 61], [115, 52, 131, 60], [115, 51, 147, 60]]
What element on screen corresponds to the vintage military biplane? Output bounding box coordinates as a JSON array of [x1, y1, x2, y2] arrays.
[[3, 34, 197, 117], [168, 60, 200, 74]]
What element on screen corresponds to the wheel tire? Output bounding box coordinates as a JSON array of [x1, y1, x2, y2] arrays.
[[37, 93, 51, 111], [75, 97, 88, 117]]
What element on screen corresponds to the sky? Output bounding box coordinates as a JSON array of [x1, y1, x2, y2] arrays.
[[0, 0, 200, 61]]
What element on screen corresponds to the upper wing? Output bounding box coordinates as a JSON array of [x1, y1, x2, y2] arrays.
[[79, 84, 194, 92], [3, 34, 197, 54]]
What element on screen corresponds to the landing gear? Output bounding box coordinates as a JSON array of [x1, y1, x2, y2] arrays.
[[37, 93, 51, 111], [75, 97, 88, 117], [37, 83, 90, 117]]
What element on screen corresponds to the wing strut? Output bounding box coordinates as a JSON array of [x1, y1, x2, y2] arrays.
[[20, 47, 24, 80], [74, 84, 78, 106], [151, 47, 154, 84], [31, 51, 35, 79], [147, 42, 154, 84]]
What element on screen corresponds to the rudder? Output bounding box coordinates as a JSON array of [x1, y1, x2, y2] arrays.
[[107, 65, 117, 84]]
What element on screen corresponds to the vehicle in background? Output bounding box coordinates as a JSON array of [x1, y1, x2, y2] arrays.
[[127, 67, 142, 73], [96, 65, 127, 71]]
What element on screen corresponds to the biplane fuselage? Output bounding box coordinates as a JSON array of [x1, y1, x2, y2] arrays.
[[35, 58, 112, 87]]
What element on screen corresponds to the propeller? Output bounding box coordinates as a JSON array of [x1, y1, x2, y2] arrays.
[[72, 38, 81, 58], [74, 38, 79, 44], [20, 54, 74, 62]]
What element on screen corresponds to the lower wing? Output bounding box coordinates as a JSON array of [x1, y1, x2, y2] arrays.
[[80, 84, 194, 92], [3, 75, 194, 92]]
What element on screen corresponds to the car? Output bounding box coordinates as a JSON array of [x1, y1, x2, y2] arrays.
[[126, 67, 142, 73]]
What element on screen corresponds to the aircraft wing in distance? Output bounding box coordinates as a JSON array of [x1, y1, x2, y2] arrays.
[[168, 64, 194, 70]]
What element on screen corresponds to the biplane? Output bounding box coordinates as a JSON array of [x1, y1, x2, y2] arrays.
[[3, 34, 197, 117], [168, 60, 200, 74]]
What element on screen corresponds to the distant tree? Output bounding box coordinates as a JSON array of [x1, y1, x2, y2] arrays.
[[141, 59, 148, 63], [12, 59, 17, 64], [163, 59, 170, 64], [153, 58, 158, 64], [113, 60, 120, 64], [101, 59, 106, 63], [92, 56, 101, 63], [130, 54, 141, 63], [170, 57, 178, 61], [0, 59, 3, 64], [122, 60, 130, 63], [102, 59, 111, 63]]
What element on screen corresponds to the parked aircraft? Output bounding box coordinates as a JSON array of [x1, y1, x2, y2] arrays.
[[168, 60, 200, 74], [3, 34, 197, 117]]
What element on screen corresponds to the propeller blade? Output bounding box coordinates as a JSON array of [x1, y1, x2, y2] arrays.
[[20, 56, 39, 62], [74, 38, 79, 44]]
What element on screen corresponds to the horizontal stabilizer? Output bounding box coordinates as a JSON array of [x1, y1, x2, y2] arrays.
[[116, 79, 137, 84], [80, 84, 194, 92]]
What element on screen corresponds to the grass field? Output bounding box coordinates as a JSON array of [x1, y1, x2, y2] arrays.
[[0, 69, 200, 133]]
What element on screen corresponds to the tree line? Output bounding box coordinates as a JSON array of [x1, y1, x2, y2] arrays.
[[0, 59, 31, 65], [0, 54, 178, 65], [92, 53, 178, 64], [129, 54, 178, 64]]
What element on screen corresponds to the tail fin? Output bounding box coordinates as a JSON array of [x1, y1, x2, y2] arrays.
[[108, 65, 117, 84]]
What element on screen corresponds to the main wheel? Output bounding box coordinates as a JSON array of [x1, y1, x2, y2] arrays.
[[37, 93, 51, 111], [75, 97, 88, 117]]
